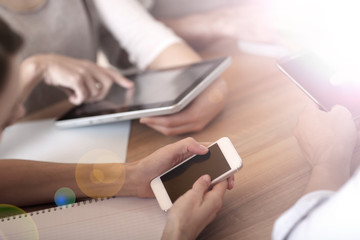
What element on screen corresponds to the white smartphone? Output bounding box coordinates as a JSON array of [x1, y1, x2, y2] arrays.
[[150, 137, 242, 211]]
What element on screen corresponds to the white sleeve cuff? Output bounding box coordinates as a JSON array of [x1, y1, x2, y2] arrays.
[[93, 0, 183, 70], [272, 190, 334, 240], [135, 29, 182, 70]]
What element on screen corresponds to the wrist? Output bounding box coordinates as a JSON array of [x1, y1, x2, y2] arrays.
[[162, 222, 187, 240], [20, 55, 48, 93], [312, 163, 351, 177], [116, 162, 138, 197], [304, 163, 351, 194], [314, 146, 354, 169]]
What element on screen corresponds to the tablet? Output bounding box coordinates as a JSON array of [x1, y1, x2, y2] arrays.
[[56, 57, 231, 128], [277, 52, 360, 118]]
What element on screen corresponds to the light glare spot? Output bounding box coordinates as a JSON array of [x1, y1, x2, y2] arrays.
[[0, 204, 39, 240], [54, 187, 76, 206], [75, 149, 126, 198]]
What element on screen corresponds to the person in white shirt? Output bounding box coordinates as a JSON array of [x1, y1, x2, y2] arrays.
[[0, 0, 227, 136], [272, 103, 359, 240]]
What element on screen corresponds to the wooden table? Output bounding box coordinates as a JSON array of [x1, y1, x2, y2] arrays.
[[24, 40, 330, 239]]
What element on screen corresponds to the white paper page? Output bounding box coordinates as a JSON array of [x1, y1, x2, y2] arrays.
[[0, 197, 166, 240], [0, 119, 130, 163]]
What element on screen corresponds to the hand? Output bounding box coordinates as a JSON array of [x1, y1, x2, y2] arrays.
[[20, 54, 133, 105], [140, 78, 227, 136], [130, 137, 209, 198], [294, 104, 358, 168], [161, 175, 233, 240]]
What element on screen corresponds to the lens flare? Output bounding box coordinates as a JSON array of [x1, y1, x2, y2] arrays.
[[0, 204, 39, 240], [0, 230, 8, 240], [75, 149, 126, 198], [90, 169, 105, 183], [0, 204, 26, 218], [54, 187, 76, 206]]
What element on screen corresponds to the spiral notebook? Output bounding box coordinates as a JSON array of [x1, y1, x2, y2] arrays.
[[0, 197, 166, 239], [0, 119, 167, 238]]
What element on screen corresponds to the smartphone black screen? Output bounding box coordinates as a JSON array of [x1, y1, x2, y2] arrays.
[[279, 52, 360, 118], [161, 143, 231, 203]]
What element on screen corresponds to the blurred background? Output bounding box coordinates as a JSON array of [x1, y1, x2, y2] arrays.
[[142, 0, 360, 81]]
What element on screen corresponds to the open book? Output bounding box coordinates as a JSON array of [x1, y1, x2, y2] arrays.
[[0, 197, 166, 239]]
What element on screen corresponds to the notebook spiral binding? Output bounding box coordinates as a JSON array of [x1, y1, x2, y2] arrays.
[[0, 196, 115, 222]]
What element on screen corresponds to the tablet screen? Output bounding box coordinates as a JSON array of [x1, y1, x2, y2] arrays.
[[58, 58, 224, 121], [279, 52, 360, 117]]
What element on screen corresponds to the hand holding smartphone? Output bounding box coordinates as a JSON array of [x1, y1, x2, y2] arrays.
[[151, 137, 242, 211]]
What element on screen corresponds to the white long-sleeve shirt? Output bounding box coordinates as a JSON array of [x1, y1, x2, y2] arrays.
[[273, 169, 360, 240], [94, 0, 182, 70]]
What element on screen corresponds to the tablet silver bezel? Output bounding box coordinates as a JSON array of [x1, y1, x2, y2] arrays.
[[56, 57, 232, 128]]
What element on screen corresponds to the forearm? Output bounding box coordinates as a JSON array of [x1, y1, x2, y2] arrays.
[[0, 160, 139, 207], [148, 42, 201, 70], [0, 160, 83, 206]]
